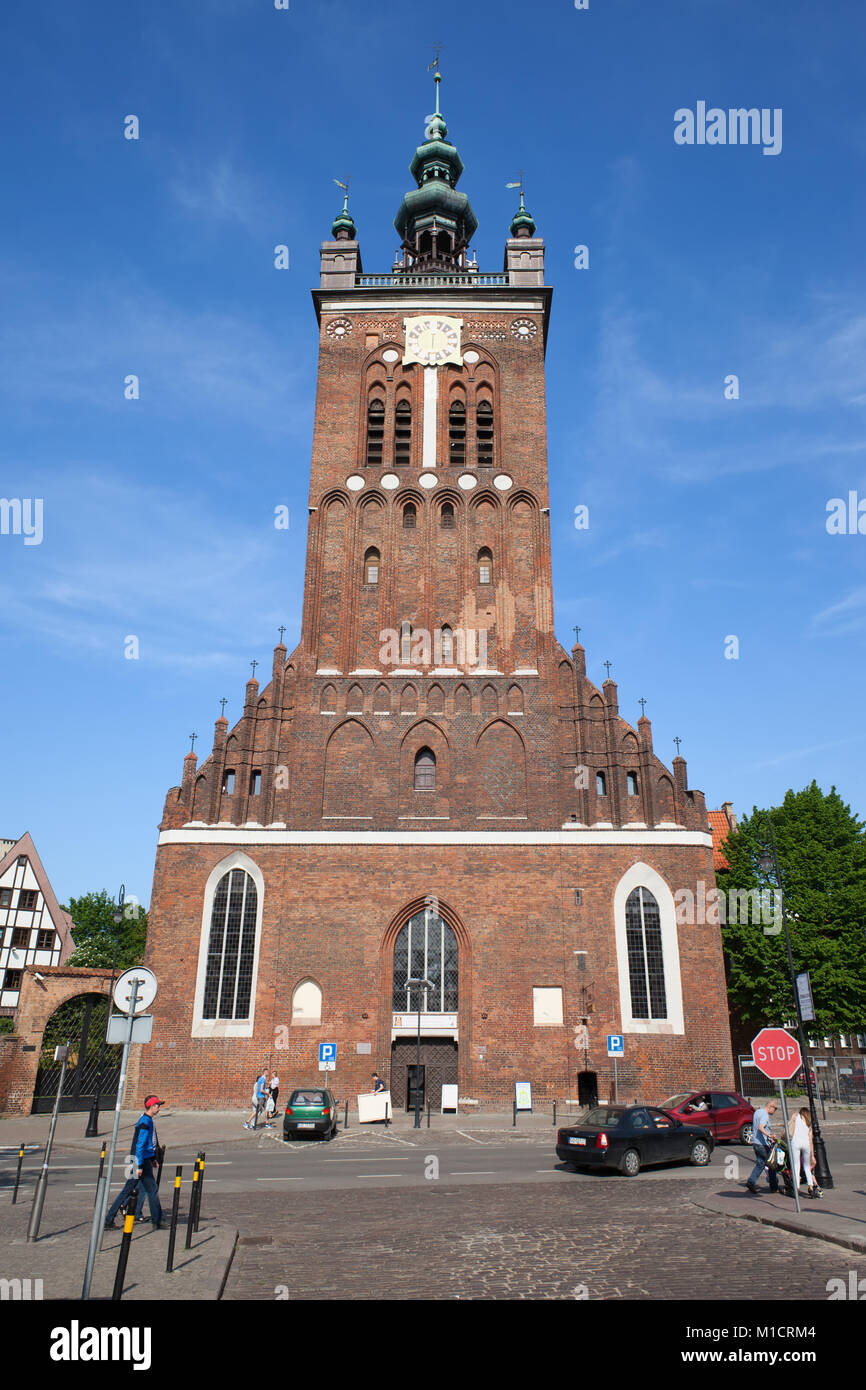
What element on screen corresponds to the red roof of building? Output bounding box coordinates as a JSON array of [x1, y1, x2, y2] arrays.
[[708, 810, 734, 871]]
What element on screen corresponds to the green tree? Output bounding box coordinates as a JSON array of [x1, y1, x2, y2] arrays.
[[61, 890, 148, 970], [717, 782, 866, 1032]]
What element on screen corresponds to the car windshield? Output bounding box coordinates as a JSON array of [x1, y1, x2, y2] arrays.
[[660, 1094, 693, 1109], [580, 1107, 627, 1128], [289, 1091, 327, 1106]]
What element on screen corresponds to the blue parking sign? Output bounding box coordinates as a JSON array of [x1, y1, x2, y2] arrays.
[[607, 1034, 624, 1057], [319, 1043, 337, 1064]]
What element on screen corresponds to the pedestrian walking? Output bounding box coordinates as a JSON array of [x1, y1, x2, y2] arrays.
[[265, 1073, 280, 1128], [244, 1070, 268, 1130], [372, 1072, 386, 1094], [746, 1100, 780, 1194], [105, 1095, 165, 1230], [788, 1107, 822, 1198]]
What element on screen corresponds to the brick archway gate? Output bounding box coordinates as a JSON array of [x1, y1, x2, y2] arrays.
[[33, 992, 121, 1113], [0, 966, 134, 1116]]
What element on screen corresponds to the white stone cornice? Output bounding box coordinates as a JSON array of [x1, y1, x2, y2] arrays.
[[166, 826, 713, 848]]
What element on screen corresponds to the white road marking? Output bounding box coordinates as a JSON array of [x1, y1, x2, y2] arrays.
[[256, 1176, 304, 1182], [456, 1130, 484, 1144], [323, 1157, 410, 1163], [355, 1174, 404, 1179], [451, 1171, 497, 1175]]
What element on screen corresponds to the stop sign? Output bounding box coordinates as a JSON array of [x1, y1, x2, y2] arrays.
[[751, 1027, 802, 1080]]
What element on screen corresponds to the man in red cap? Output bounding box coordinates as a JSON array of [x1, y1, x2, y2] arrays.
[[105, 1095, 165, 1230]]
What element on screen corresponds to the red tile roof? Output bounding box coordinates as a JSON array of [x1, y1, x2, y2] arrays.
[[708, 810, 734, 871]]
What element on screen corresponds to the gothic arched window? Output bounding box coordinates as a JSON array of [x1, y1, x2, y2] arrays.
[[440, 625, 454, 664], [627, 772, 639, 797], [392, 905, 458, 1012], [202, 868, 258, 1021], [625, 886, 667, 1020], [395, 399, 412, 467], [366, 398, 385, 467], [414, 747, 436, 791], [449, 400, 466, 465], [596, 771, 607, 797], [364, 547, 380, 585], [477, 400, 494, 466], [403, 502, 416, 529], [441, 502, 455, 529], [292, 979, 322, 1025], [477, 548, 492, 585]]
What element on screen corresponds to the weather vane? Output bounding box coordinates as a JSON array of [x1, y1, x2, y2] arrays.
[[428, 41, 443, 73], [333, 176, 351, 212]]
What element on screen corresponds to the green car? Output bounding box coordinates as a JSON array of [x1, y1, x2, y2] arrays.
[[283, 1087, 338, 1141]]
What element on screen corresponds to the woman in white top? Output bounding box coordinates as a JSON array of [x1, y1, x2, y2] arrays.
[[788, 1108, 820, 1197]]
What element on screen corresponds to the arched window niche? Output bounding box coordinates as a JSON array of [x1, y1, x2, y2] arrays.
[[613, 863, 683, 1036], [292, 979, 322, 1026]]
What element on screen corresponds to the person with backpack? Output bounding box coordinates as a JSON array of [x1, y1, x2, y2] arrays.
[[244, 1070, 268, 1130], [104, 1095, 165, 1230]]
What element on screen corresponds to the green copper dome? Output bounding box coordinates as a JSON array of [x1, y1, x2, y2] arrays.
[[509, 189, 536, 238], [393, 72, 478, 268]]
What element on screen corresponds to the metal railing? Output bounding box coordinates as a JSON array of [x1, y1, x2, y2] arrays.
[[738, 1052, 866, 1105], [355, 271, 510, 288]]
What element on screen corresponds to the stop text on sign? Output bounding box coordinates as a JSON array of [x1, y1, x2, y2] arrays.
[[755, 1043, 797, 1065]]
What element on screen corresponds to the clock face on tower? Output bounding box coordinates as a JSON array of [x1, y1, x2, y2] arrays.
[[402, 315, 463, 367]]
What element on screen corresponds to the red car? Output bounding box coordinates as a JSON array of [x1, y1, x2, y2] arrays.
[[658, 1089, 754, 1144]]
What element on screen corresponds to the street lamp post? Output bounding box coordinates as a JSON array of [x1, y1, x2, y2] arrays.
[[760, 817, 834, 1188], [406, 976, 434, 1129], [85, 885, 124, 1138]]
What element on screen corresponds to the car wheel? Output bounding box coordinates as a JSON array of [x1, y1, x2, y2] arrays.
[[690, 1139, 711, 1166], [620, 1148, 641, 1177], [739, 1122, 753, 1145]]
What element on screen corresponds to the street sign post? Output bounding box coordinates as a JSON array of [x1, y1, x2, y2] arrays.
[[318, 1042, 336, 1072], [83, 970, 158, 1298], [607, 1034, 624, 1102], [795, 972, 815, 1024], [751, 1027, 803, 1213]]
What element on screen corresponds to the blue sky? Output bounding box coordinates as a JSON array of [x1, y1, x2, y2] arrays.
[[1, 0, 865, 908]]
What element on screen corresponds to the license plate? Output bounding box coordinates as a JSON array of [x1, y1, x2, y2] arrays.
[[297, 1122, 316, 1129], [568, 1136, 586, 1146]]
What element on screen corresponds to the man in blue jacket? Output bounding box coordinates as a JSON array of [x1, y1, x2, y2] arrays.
[[105, 1095, 165, 1229]]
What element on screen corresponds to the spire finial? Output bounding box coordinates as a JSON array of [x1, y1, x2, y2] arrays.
[[639, 697, 647, 717], [189, 732, 197, 753], [428, 43, 444, 116], [674, 736, 682, 756], [250, 659, 258, 680], [219, 698, 228, 718], [506, 170, 536, 237], [573, 625, 581, 644], [278, 625, 286, 644], [603, 660, 613, 680], [330, 176, 356, 240]]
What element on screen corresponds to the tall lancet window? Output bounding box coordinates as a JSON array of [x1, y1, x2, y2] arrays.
[[625, 887, 667, 1020], [395, 399, 412, 466], [366, 398, 385, 467], [477, 400, 494, 466], [449, 400, 466, 465], [202, 868, 258, 1020]]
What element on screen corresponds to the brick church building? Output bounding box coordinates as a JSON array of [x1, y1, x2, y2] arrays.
[[141, 75, 734, 1111]]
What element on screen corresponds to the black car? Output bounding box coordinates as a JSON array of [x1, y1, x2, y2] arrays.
[[555, 1104, 714, 1176]]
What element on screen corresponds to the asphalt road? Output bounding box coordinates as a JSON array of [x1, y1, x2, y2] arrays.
[[5, 1125, 865, 1195]]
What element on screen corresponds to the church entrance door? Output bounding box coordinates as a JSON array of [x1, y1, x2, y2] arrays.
[[391, 1038, 458, 1113]]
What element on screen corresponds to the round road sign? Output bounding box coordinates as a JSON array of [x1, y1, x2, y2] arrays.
[[751, 1027, 801, 1080], [113, 967, 158, 1015]]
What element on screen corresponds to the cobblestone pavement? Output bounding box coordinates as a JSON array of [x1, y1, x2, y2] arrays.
[[219, 1177, 866, 1301]]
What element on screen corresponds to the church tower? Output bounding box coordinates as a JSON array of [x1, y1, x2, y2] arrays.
[[142, 74, 734, 1110]]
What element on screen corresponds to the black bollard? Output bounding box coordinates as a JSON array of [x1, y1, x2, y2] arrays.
[[165, 1166, 183, 1273], [194, 1152, 206, 1233], [111, 1189, 139, 1301], [513, 1100, 517, 1128], [184, 1162, 200, 1250], [343, 1099, 348, 1130], [427, 1100, 431, 1129], [93, 1144, 106, 1208], [553, 1100, 557, 1127], [11, 1143, 25, 1204]]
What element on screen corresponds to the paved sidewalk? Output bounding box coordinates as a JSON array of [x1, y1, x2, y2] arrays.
[[1, 1102, 864, 1154], [693, 1168, 866, 1255], [3, 1187, 236, 1300]]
